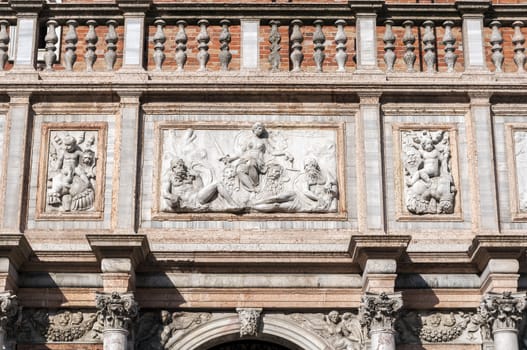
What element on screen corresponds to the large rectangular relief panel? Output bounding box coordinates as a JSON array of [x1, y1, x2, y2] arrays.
[[36, 123, 107, 220], [152, 122, 346, 220], [393, 124, 461, 221]]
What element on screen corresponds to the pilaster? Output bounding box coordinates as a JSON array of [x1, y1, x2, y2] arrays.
[[456, 0, 490, 72], [466, 92, 499, 234], [117, 0, 151, 75], [356, 92, 385, 233], [349, 0, 384, 73], [87, 234, 149, 293], [1, 92, 32, 233]]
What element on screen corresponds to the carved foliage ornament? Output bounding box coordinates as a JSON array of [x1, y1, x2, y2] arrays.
[[401, 129, 457, 216], [289, 311, 363, 350], [237, 308, 262, 337], [157, 123, 340, 216], [135, 311, 212, 350], [478, 292, 526, 338], [360, 292, 403, 334], [95, 292, 138, 331]]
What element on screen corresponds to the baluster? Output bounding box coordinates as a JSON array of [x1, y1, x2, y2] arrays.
[[44, 20, 58, 71], [442, 21, 457, 73], [383, 20, 396, 73], [85, 20, 98, 72], [402, 20, 416, 72], [334, 20, 347, 72], [175, 20, 188, 72], [313, 20, 325, 72], [422, 20, 436, 73], [489, 20, 503, 73], [153, 19, 166, 71], [268, 20, 281, 72], [290, 19, 304, 72], [512, 21, 526, 73], [105, 20, 118, 71], [219, 19, 232, 71], [63, 20, 78, 71], [0, 20, 10, 71], [196, 19, 210, 72]]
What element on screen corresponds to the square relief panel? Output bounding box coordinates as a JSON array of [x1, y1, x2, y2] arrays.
[[506, 125, 527, 221], [36, 123, 107, 220], [393, 124, 461, 221], [151, 122, 346, 220]]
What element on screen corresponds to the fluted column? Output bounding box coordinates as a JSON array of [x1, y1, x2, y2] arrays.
[[0, 291, 19, 350], [479, 292, 526, 350], [96, 292, 138, 350], [360, 292, 402, 350]]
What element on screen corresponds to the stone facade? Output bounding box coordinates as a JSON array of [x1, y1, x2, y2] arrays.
[[0, 0, 526, 350]]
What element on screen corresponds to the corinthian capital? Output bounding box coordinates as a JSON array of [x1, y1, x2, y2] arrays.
[[359, 292, 403, 333], [478, 291, 526, 334], [0, 291, 19, 331], [95, 292, 138, 331]]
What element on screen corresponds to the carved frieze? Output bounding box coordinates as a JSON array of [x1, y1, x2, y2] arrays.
[[396, 311, 481, 344], [17, 309, 101, 343], [154, 122, 344, 219], [135, 311, 212, 350], [395, 125, 460, 219], [289, 311, 363, 350], [37, 123, 107, 219]]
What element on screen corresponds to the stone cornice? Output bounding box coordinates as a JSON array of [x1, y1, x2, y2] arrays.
[[349, 0, 385, 14], [0, 235, 32, 271], [455, 0, 491, 16], [349, 235, 411, 270], [8, 0, 43, 14], [469, 235, 527, 271], [86, 235, 150, 269]]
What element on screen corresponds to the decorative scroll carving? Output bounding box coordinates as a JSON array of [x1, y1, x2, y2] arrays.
[[0, 20, 9, 71], [514, 130, 527, 212], [44, 128, 100, 214], [158, 123, 340, 214], [401, 129, 456, 215], [237, 308, 262, 337], [175, 20, 188, 72], [17, 309, 101, 343], [219, 19, 232, 71], [478, 292, 526, 337], [313, 20, 326, 72], [290, 20, 304, 72], [490, 21, 504, 73], [334, 20, 347, 72], [360, 292, 403, 334], [396, 311, 481, 344], [383, 20, 396, 73], [153, 19, 166, 71], [105, 20, 118, 71], [289, 311, 363, 350], [422, 21, 436, 73], [268, 20, 281, 72], [64, 20, 78, 71], [513, 21, 526, 72], [197, 19, 210, 72], [85, 20, 98, 72], [95, 292, 138, 331], [134, 311, 212, 350], [44, 20, 58, 71], [442, 21, 457, 73], [402, 20, 416, 72]]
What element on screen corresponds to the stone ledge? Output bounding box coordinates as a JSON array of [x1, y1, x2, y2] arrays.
[[469, 235, 527, 271], [86, 234, 150, 269], [348, 235, 411, 270]]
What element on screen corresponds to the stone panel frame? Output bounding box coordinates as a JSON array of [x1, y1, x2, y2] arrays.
[[505, 123, 527, 222], [150, 121, 347, 221], [0, 103, 9, 227], [392, 123, 462, 222], [35, 122, 108, 220]]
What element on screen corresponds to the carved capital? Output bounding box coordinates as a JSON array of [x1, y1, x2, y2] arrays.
[[360, 292, 402, 333], [0, 291, 19, 332], [95, 292, 138, 331], [237, 308, 262, 337], [478, 291, 526, 336]]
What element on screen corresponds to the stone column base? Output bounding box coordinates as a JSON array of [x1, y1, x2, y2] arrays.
[[493, 328, 519, 350], [370, 329, 396, 350], [103, 328, 129, 350]]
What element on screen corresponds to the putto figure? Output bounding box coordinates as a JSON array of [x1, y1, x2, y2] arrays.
[[402, 130, 456, 215], [46, 131, 98, 212]]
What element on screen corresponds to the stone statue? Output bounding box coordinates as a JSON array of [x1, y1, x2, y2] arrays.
[[160, 124, 339, 214], [46, 131, 98, 213], [402, 130, 456, 215]]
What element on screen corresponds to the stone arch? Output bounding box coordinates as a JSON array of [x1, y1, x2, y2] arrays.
[[169, 314, 331, 350]]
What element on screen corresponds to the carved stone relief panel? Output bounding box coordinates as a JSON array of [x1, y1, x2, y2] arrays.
[[396, 310, 482, 345], [153, 122, 345, 220], [36, 123, 107, 219], [394, 125, 461, 220], [507, 126, 527, 220], [16, 309, 102, 344]]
